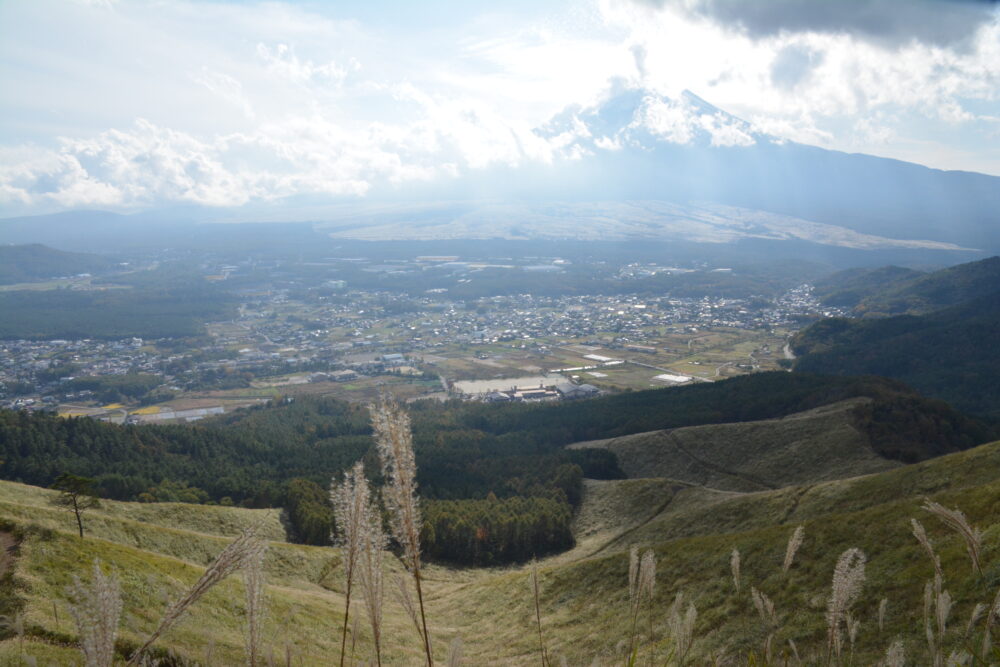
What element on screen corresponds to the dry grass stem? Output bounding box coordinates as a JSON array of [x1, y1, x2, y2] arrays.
[[878, 598, 888, 634], [67, 559, 122, 667], [911, 518, 943, 579], [243, 543, 268, 667], [395, 573, 424, 642], [331, 460, 379, 667], [531, 559, 549, 667], [126, 528, 266, 666], [358, 497, 387, 667], [846, 612, 860, 651], [783, 525, 805, 573], [787, 638, 801, 665], [626, 548, 655, 658], [923, 499, 984, 576], [371, 395, 433, 666], [964, 603, 986, 641]]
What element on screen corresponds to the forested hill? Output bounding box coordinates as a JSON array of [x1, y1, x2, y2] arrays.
[[812, 265, 923, 309], [1, 372, 992, 564], [792, 292, 1000, 420], [0, 372, 990, 506], [814, 256, 1000, 316], [0, 243, 112, 284], [0, 285, 237, 339]]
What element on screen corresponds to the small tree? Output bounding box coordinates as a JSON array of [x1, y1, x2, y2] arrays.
[[51, 474, 100, 539]]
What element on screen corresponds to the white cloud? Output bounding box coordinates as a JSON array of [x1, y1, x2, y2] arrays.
[[1, 0, 999, 214], [600, 0, 1000, 170]]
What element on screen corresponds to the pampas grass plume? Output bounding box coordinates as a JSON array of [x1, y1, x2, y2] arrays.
[[923, 499, 984, 576], [68, 559, 122, 667], [783, 525, 805, 573]]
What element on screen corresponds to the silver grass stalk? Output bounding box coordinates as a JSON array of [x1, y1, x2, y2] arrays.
[[395, 573, 421, 635], [626, 549, 655, 658], [730, 548, 741, 595], [243, 542, 268, 667], [847, 612, 861, 651], [911, 518, 944, 579], [964, 603, 986, 641], [67, 559, 123, 667], [787, 639, 801, 665], [923, 499, 984, 576], [825, 548, 866, 659], [881, 640, 905, 667], [923, 571, 951, 667], [666, 592, 696, 666], [394, 573, 428, 649], [627, 546, 639, 608], [936, 588, 952, 640], [331, 461, 374, 667], [925, 580, 937, 660], [358, 496, 388, 667], [370, 396, 433, 666], [783, 525, 805, 573], [531, 559, 549, 667], [350, 613, 360, 666], [751, 587, 777, 626], [126, 528, 266, 666]]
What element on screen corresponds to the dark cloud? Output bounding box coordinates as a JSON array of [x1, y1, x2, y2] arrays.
[[646, 0, 998, 47]]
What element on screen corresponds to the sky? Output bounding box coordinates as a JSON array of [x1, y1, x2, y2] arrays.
[[0, 0, 998, 215]]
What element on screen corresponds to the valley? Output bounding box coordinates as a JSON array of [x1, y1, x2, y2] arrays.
[[3, 426, 1000, 664]]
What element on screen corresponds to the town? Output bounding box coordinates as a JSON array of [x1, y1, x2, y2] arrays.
[[1, 258, 841, 423]]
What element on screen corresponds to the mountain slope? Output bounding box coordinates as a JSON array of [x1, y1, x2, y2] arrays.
[[849, 255, 1000, 316], [568, 399, 901, 491], [6, 436, 1000, 664], [792, 291, 1000, 419], [812, 265, 925, 309]]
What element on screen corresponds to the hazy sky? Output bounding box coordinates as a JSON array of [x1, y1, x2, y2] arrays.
[[1, 0, 998, 214]]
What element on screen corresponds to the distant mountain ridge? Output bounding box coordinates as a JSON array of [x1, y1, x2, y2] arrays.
[[0, 243, 112, 284], [2, 89, 999, 256], [814, 256, 1000, 315], [792, 257, 1000, 419]]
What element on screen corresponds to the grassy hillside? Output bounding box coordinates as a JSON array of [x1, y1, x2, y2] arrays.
[[569, 398, 901, 491], [792, 292, 1000, 420], [3, 435, 1000, 664], [0, 244, 112, 284]]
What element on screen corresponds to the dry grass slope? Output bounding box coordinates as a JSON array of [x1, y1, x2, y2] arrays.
[[569, 398, 900, 490], [1, 437, 1000, 664]]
